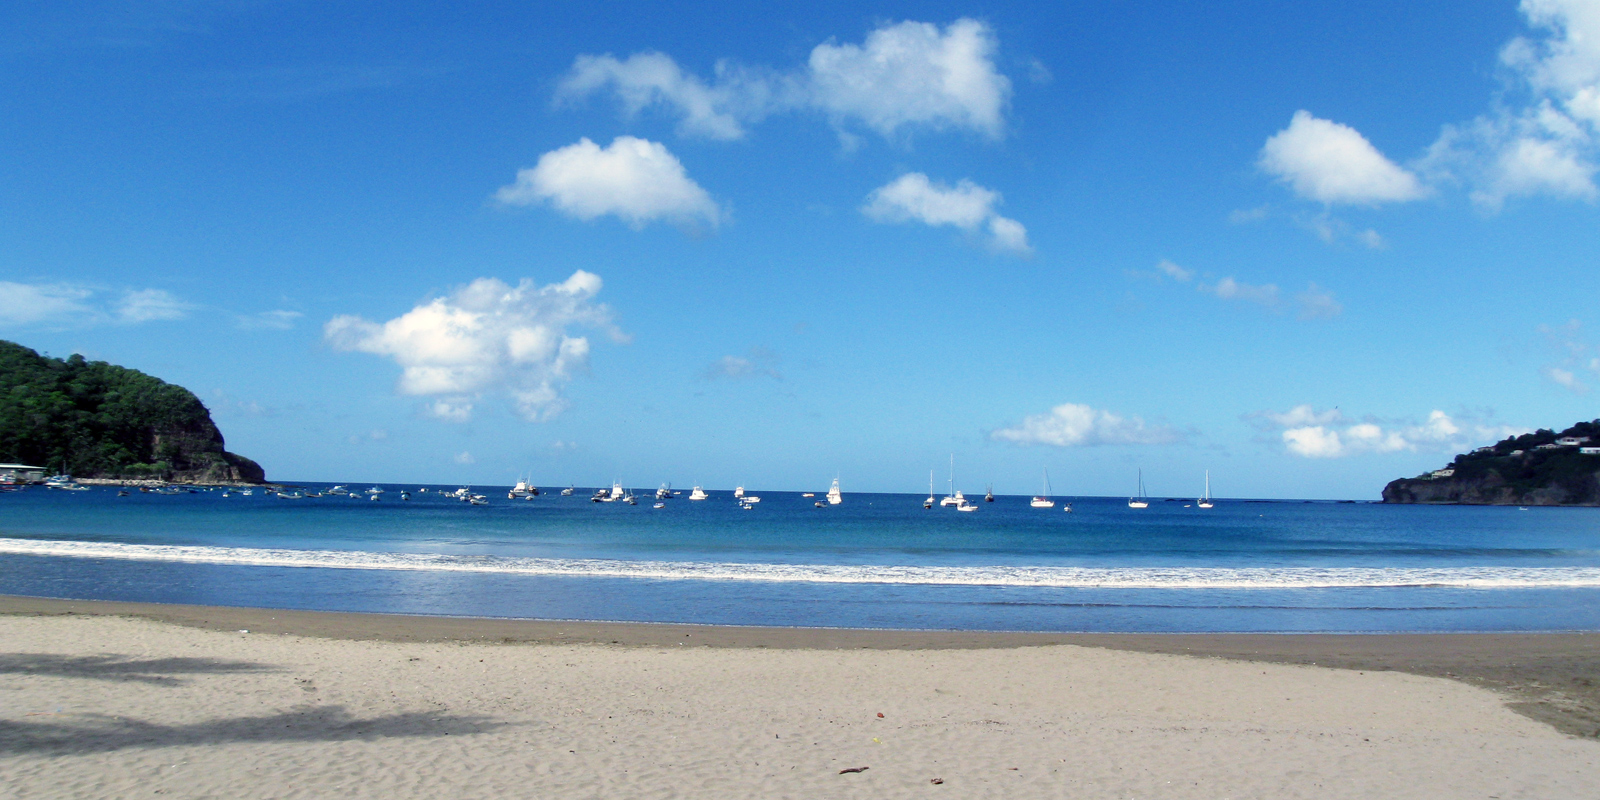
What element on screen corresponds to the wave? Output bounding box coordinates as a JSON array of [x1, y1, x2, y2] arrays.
[[3, 537, 1600, 589]]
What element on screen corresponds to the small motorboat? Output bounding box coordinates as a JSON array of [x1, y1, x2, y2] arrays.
[[652, 502, 665, 509]]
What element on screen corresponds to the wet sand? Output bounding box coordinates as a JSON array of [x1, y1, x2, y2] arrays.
[[3, 595, 1598, 798]]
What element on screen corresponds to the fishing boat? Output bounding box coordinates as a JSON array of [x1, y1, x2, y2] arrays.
[[509, 477, 539, 498], [985, 484, 994, 502], [1128, 469, 1150, 509], [1031, 468, 1056, 508], [689, 485, 708, 501], [734, 486, 745, 499], [655, 483, 672, 500], [1197, 470, 1214, 508], [826, 477, 842, 505]]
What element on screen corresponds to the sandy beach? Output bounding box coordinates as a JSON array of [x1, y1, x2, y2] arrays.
[[3, 597, 1598, 799]]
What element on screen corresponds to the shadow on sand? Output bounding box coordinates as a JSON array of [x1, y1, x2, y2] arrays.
[[0, 653, 271, 686], [0, 706, 508, 754]]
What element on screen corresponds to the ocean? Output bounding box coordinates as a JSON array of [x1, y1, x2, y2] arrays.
[[3, 484, 1599, 632]]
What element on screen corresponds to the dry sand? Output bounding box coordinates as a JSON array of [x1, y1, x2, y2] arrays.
[[3, 598, 1598, 799]]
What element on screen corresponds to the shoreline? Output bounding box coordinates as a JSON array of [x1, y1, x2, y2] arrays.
[[6, 594, 1599, 738]]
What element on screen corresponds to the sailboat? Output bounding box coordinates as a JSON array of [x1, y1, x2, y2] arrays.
[[1128, 469, 1150, 509], [939, 454, 964, 506], [924, 470, 935, 509], [1031, 468, 1056, 508], [826, 477, 842, 505], [1197, 470, 1214, 509]]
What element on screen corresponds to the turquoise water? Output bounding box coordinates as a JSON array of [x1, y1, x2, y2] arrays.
[[2, 484, 1599, 631]]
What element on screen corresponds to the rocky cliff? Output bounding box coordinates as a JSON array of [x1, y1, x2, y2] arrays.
[[1382, 420, 1600, 505], [0, 340, 265, 484]]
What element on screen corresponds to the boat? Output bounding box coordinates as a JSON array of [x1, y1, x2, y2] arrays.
[[560, 485, 575, 496], [742, 495, 761, 503], [985, 484, 994, 502], [241, 489, 253, 496], [365, 486, 384, 495], [924, 470, 935, 509], [1197, 470, 1214, 509], [470, 496, 489, 506], [689, 485, 708, 501], [655, 483, 672, 500], [610, 483, 625, 502], [369, 493, 380, 501], [400, 491, 411, 501], [116, 489, 129, 497], [734, 486, 745, 499], [1031, 468, 1056, 508], [801, 493, 814, 498], [956, 499, 978, 512], [939, 455, 963, 506], [1128, 469, 1150, 509], [826, 477, 842, 505], [652, 501, 665, 509], [327, 485, 350, 495], [509, 477, 539, 499], [624, 489, 638, 505]]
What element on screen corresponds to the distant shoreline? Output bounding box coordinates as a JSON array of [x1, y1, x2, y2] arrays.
[[5, 594, 1598, 737]]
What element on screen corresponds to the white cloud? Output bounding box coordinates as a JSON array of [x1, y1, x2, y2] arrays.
[[114, 289, 191, 323], [0, 282, 195, 328], [495, 136, 719, 229], [808, 18, 1010, 140], [557, 52, 777, 140], [454, 451, 475, 465], [0, 282, 95, 326], [991, 402, 1185, 447], [1420, 2, 1600, 209], [863, 173, 1030, 254], [703, 347, 782, 381], [1538, 318, 1600, 392], [1295, 284, 1344, 320], [1156, 259, 1194, 282], [1202, 276, 1280, 307], [325, 271, 621, 422], [559, 18, 1010, 143], [1254, 406, 1527, 458], [238, 309, 303, 330], [1259, 111, 1429, 204]]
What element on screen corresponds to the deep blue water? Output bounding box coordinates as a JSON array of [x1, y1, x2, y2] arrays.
[[2, 483, 1599, 632]]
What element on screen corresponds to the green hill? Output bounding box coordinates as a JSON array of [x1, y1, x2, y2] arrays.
[[1382, 420, 1600, 505], [0, 340, 264, 483]]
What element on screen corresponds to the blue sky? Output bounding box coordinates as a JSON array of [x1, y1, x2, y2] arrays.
[[3, 0, 1598, 498]]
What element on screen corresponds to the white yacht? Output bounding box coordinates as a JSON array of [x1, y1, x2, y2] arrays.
[[939, 454, 963, 506], [606, 483, 625, 502], [689, 485, 708, 501], [560, 485, 575, 496], [1197, 470, 1214, 509], [956, 499, 979, 512], [734, 486, 745, 499], [365, 486, 385, 495], [742, 495, 761, 503], [925, 470, 935, 509], [826, 477, 842, 505], [1128, 469, 1150, 509], [1031, 468, 1056, 508]]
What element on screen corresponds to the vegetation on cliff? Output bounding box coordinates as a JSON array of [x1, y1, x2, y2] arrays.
[[0, 340, 264, 483], [1382, 420, 1600, 505]]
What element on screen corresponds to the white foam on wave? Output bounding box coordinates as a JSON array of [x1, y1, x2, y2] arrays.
[[3, 537, 1600, 589]]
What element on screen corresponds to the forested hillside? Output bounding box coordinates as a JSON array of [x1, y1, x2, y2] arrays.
[[0, 340, 264, 483]]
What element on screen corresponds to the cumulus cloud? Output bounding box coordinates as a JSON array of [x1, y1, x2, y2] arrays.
[[1155, 259, 1194, 282], [325, 271, 622, 422], [559, 18, 1011, 143], [1259, 110, 1429, 205], [1202, 276, 1280, 307], [1250, 406, 1527, 458], [991, 403, 1185, 447], [702, 347, 782, 381], [863, 173, 1030, 254], [1420, 1, 1600, 209], [0, 281, 193, 328], [1295, 284, 1344, 320], [495, 136, 719, 229]]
